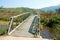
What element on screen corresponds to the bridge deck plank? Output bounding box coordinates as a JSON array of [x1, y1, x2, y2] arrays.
[[10, 15, 35, 37]]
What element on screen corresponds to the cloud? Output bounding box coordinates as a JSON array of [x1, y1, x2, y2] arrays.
[[50, 0, 60, 5]]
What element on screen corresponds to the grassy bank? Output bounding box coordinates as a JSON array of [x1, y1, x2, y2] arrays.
[[0, 20, 9, 26], [0, 20, 8, 35]]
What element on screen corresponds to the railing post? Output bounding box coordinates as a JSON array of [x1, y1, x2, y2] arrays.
[[8, 17, 14, 34]]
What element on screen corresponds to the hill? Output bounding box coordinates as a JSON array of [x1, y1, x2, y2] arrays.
[[40, 5, 60, 12]]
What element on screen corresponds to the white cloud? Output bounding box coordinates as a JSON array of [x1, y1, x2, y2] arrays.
[[39, 0, 60, 8], [50, 0, 60, 5]]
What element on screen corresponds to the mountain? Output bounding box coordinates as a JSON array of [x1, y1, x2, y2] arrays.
[[40, 5, 60, 12]]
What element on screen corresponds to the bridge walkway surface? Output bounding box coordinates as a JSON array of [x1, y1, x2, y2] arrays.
[[9, 15, 36, 37]]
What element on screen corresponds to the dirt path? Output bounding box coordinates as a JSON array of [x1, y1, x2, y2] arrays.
[[0, 36, 50, 40]]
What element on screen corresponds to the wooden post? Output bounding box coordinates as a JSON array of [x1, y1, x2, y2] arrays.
[[8, 17, 14, 34]]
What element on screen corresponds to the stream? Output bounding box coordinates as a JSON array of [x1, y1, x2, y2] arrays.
[[0, 25, 8, 35]]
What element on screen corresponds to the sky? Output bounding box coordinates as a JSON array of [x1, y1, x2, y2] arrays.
[[0, 0, 60, 9]]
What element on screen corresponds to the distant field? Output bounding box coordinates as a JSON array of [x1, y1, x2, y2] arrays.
[[0, 8, 33, 26], [0, 8, 19, 26], [0, 20, 8, 26]]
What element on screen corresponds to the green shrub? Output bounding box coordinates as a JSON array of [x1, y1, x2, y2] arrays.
[[40, 13, 60, 40]]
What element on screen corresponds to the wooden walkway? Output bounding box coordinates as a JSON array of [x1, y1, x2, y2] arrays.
[[9, 15, 36, 37]]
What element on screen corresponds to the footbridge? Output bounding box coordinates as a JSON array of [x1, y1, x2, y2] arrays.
[[8, 12, 40, 38]]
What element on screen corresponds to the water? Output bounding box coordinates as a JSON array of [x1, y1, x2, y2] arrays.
[[0, 25, 8, 35]]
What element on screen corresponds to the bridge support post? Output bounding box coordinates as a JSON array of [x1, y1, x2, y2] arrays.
[[8, 17, 14, 35]]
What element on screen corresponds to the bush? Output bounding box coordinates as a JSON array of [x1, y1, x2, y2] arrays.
[[40, 13, 60, 40]]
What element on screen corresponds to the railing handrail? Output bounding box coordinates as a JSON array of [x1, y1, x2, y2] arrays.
[[8, 17, 14, 34], [11, 12, 31, 18]]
